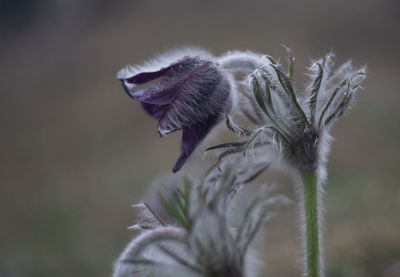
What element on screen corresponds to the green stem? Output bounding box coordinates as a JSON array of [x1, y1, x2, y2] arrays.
[[301, 171, 321, 277]]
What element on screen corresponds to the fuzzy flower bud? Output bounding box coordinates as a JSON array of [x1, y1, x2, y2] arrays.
[[113, 162, 289, 277], [251, 52, 366, 172], [118, 48, 234, 173], [212, 50, 366, 174]]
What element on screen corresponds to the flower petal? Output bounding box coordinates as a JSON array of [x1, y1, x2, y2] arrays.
[[120, 63, 182, 105], [172, 120, 219, 173], [141, 102, 168, 120], [119, 51, 233, 172], [124, 67, 170, 85]]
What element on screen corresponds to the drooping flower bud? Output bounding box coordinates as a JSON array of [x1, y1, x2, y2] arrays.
[[118, 49, 234, 172]]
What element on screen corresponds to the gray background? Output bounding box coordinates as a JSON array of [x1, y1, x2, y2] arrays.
[[1, 0, 399, 276]]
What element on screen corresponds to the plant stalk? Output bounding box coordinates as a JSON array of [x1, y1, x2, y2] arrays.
[[301, 171, 321, 277]]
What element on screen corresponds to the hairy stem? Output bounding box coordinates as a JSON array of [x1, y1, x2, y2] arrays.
[[301, 171, 321, 277]]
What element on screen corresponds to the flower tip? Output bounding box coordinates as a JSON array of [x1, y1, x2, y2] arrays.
[[172, 157, 185, 173], [157, 125, 179, 137], [120, 80, 135, 99], [116, 65, 134, 80], [157, 128, 165, 137], [127, 224, 141, 230]]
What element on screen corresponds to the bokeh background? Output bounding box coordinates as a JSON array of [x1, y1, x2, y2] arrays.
[[1, 0, 399, 276]]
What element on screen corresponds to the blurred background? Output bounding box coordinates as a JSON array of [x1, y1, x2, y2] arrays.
[[1, 0, 399, 276]]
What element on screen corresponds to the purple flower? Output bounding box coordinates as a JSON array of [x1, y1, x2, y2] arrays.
[[118, 50, 233, 173]]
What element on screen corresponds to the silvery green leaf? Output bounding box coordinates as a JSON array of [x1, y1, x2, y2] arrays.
[[307, 62, 324, 123], [218, 146, 246, 162], [271, 64, 309, 127], [226, 114, 253, 136], [235, 194, 288, 256], [206, 142, 247, 151], [113, 227, 186, 277], [282, 45, 295, 80], [237, 162, 271, 184]]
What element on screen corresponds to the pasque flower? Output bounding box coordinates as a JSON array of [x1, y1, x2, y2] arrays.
[[113, 162, 288, 277], [118, 49, 234, 173], [248, 53, 366, 173], [214, 52, 366, 174], [115, 46, 367, 277], [253, 53, 364, 277], [208, 50, 366, 277], [118, 48, 263, 173]]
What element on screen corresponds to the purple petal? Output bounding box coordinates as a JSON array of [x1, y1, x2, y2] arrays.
[[120, 62, 181, 105], [119, 55, 233, 172], [122, 58, 218, 105], [172, 121, 218, 173], [120, 76, 181, 106], [141, 102, 167, 120], [156, 75, 231, 138], [124, 67, 170, 85]]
